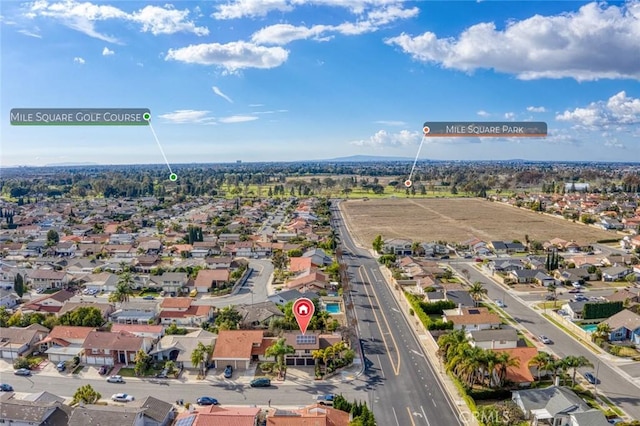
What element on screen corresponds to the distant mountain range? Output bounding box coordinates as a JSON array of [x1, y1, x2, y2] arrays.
[[320, 155, 422, 162], [43, 162, 100, 167]]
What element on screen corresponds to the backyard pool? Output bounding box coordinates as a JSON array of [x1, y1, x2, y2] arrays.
[[325, 303, 341, 314], [581, 324, 598, 333]]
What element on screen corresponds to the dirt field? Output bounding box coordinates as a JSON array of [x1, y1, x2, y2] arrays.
[[340, 198, 618, 246]]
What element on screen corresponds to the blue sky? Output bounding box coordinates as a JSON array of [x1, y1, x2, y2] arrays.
[[1, 0, 639, 166]]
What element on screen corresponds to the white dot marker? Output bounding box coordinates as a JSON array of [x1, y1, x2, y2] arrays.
[[404, 180, 412, 188]]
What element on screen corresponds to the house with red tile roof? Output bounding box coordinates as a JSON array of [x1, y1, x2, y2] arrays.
[[158, 297, 214, 326], [173, 405, 260, 426], [492, 347, 538, 387], [211, 330, 267, 370], [21, 290, 75, 314], [82, 331, 151, 366], [194, 269, 230, 292], [267, 404, 350, 426]]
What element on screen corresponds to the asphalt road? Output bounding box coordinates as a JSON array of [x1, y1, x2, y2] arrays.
[[5, 371, 364, 407], [332, 203, 463, 426], [448, 263, 640, 420]]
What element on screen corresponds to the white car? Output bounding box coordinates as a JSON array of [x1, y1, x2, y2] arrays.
[[106, 375, 124, 383], [111, 393, 134, 402], [495, 300, 505, 308], [539, 335, 552, 344]]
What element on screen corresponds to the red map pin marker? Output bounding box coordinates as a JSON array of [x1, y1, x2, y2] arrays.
[[293, 298, 315, 335]]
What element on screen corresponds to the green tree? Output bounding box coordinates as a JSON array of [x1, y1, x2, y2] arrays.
[[72, 384, 101, 405], [108, 272, 134, 303], [563, 355, 593, 386], [14, 273, 24, 298], [468, 281, 488, 307], [191, 341, 214, 377], [133, 349, 151, 376], [265, 337, 295, 379], [58, 306, 104, 327], [0, 306, 10, 327], [372, 235, 383, 253], [46, 229, 59, 246], [214, 306, 242, 330]]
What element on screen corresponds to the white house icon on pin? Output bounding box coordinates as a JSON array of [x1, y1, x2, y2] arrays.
[[298, 305, 308, 315]]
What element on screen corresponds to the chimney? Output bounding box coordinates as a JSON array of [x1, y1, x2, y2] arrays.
[[458, 303, 462, 314], [554, 375, 560, 386]]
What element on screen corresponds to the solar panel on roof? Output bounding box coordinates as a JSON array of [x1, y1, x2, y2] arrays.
[[175, 415, 196, 426], [296, 334, 316, 344]]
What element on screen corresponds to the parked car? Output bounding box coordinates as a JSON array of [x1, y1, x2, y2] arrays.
[[196, 396, 219, 406], [568, 289, 582, 294], [14, 369, 31, 376], [156, 369, 168, 378], [0, 384, 14, 391], [224, 365, 233, 379], [57, 361, 66, 372], [111, 393, 134, 402], [539, 335, 552, 344], [495, 300, 505, 308], [249, 378, 271, 388], [98, 365, 109, 375], [142, 295, 155, 300], [584, 372, 600, 385], [314, 394, 334, 406], [106, 375, 124, 383], [545, 294, 556, 301]]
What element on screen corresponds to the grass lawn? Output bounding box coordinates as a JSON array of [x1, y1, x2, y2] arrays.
[[612, 346, 640, 357], [117, 366, 163, 377]]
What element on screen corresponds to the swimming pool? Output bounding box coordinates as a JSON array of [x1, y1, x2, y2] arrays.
[[581, 324, 598, 333], [325, 303, 341, 314]]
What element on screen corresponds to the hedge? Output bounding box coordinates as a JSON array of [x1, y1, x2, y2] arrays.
[[583, 301, 623, 320]]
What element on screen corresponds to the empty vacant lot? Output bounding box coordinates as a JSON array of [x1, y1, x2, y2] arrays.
[[340, 198, 616, 246]]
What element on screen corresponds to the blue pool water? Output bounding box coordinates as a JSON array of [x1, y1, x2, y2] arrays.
[[325, 303, 341, 314], [581, 324, 598, 333]]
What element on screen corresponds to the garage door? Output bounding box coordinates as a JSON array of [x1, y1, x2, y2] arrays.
[[48, 354, 60, 363], [85, 356, 98, 365]]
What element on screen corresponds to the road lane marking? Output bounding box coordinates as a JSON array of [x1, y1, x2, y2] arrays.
[[421, 406, 431, 426], [360, 266, 401, 375], [392, 407, 400, 426], [411, 350, 425, 358], [358, 266, 400, 375], [407, 407, 417, 426], [376, 355, 386, 378]]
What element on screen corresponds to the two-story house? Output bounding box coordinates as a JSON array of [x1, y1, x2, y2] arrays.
[[39, 325, 95, 363], [110, 300, 160, 324], [158, 297, 213, 326], [0, 324, 50, 360], [82, 330, 151, 366], [27, 269, 69, 290], [148, 272, 189, 294]]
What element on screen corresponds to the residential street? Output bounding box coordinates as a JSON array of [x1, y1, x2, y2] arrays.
[[332, 202, 464, 426], [447, 262, 640, 420]]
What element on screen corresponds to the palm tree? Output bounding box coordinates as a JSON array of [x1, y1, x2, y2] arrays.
[[495, 352, 519, 388], [191, 342, 214, 378], [468, 281, 488, 307], [593, 323, 611, 342], [551, 358, 567, 385], [563, 355, 593, 387], [528, 351, 553, 381], [265, 337, 295, 379], [437, 329, 467, 361], [108, 272, 134, 303]]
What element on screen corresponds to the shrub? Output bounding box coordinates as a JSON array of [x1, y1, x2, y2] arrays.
[[13, 357, 30, 370]]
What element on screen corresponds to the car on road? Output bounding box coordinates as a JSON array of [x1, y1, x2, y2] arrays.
[[314, 394, 334, 406], [224, 365, 233, 379], [568, 289, 582, 294], [608, 418, 624, 424], [249, 378, 271, 387], [57, 361, 66, 372], [14, 368, 31, 376], [495, 300, 505, 308], [584, 372, 600, 385], [142, 295, 155, 300], [0, 384, 14, 391], [106, 375, 124, 383], [539, 335, 552, 344], [196, 396, 219, 405], [111, 393, 134, 402], [545, 294, 556, 301]]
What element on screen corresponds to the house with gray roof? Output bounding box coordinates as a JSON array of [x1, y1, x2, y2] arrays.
[[67, 404, 145, 426], [236, 301, 285, 329], [467, 328, 518, 350], [134, 396, 175, 426], [512, 386, 609, 426], [603, 309, 640, 345], [0, 393, 71, 425]]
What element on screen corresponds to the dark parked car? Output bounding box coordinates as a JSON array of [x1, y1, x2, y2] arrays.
[[584, 372, 600, 385], [98, 365, 109, 375], [196, 396, 219, 405], [224, 365, 233, 379], [0, 384, 13, 391], [14, 368, 31, 376], [250, 378, 271, 388], [57, 361, 66, 372]]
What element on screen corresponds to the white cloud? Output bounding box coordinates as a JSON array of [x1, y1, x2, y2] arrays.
[[350, 129, 421, 148], [17, 28, 41, 37], [556, 91, 640, 128], [385, 1, 640, 81], [102, 46, 114, 55], [249, 104, 264, 107], [604, 138, 626, 148], [504, 112, 515, 120], [375, 120, 407, 126], [253, 110, 288, 114], [219, 115, 259, 123], [212, 86, 233, 103], [527, 106, 546, 113], [136, 62, 144, 67], [212, 0, 405, 20], [165, 41, 289, 72], [158, 110, 214, 124], [251, 4, 418, 45], [73, 56, 85, 64], [131, 5, 209, 36], [24, 1, 208, 43], [477, 110, 490, 117]]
